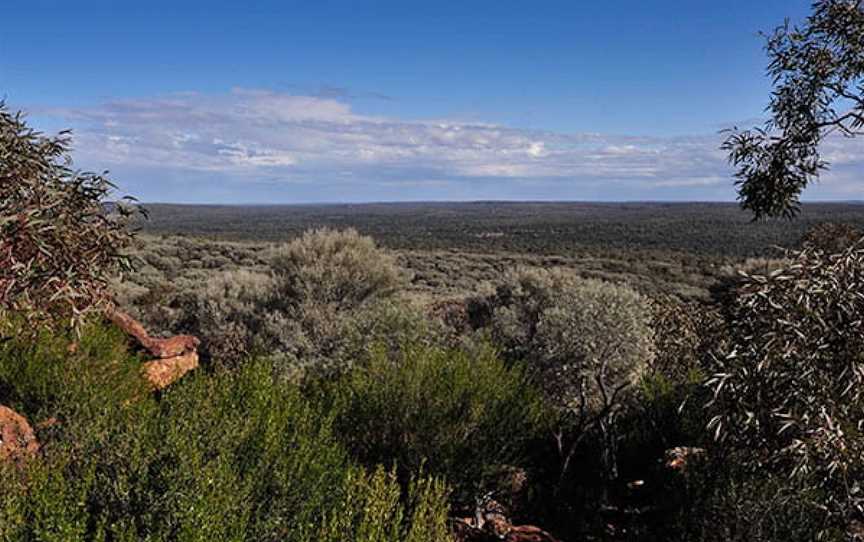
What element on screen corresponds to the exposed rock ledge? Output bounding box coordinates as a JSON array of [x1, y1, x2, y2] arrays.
[[107, 307, 201, 390]]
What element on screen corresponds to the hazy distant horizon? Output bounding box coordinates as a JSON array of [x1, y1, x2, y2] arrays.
[[130, 199, 864, 207]]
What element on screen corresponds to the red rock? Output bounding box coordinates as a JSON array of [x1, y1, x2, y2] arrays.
[[143, 335, 201, 359], [0, 405, 39, 465], [107, 307, 200, 358], [106, 307, 200, 389], [106, 307, 152, 347], [142, 351, 199, 390]]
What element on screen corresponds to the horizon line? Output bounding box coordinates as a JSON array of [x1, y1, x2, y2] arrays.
[[126, 199, 864, 207]]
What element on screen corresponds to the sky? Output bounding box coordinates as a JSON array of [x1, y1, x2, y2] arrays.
[[2, 0, 862, 203]]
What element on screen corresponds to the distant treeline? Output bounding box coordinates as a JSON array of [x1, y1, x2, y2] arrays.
[[135, 201, 864, 258]]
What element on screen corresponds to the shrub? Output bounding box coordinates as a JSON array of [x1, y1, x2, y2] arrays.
[[0, 316, 148, 422], [334, 342, 547, 502], [482, 268, 655, 485], [0, 104, 139, 329], [799, 222, 863, 253], [270, 228, 407, 311], [706, 239, 864, 536], [174, 268, 278, 367], [648, 296, 726, 382], [0, 324, 453, 542], [670, 466, 841, 542], [340, 299, 450, 363], [149, 229, 417, 372]]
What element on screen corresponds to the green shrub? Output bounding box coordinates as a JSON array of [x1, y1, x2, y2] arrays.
[[340, 299, 450, 363], [486, 268, 654, 409], [147, 229, 418, 372], [0, 324, 453, 542], [670, 467, 841, 542], [174, 268, 277, 367], [334, 342, 547, 501], [0, 316, 149, 421]]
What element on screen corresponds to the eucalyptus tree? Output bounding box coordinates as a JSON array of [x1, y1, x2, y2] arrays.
[[724, 0, 864, 219], [0, 103, 139, 329]]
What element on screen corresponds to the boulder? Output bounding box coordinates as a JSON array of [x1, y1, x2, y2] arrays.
[[144, 335, 201, 359], [106, 307, 200, 390], [107, 307, 200, 358], [142, 351, 199, 390], [0, 405, 39, 465]]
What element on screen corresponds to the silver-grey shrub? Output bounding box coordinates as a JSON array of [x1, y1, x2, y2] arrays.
[[270, 227, 408, 311], [171, 229, 414, 372], [485, 267, 655, 482]]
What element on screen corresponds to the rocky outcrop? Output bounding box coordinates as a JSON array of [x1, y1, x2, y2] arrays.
[[107, 307, 200, 390], [107, 308, 200, 359], [142, 351, 200, 391], [0, 405, 39, 465]]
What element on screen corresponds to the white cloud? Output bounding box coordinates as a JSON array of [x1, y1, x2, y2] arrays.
[[38, 88, 864, 201]]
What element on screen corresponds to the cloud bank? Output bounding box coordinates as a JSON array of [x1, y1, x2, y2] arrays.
[[40, 89, 864, 203]]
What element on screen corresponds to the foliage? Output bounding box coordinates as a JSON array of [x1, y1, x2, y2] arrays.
[[481, 268, 655, 486], [140, 229, 416, 372], [0, 321, 453, 542], [706, 239, 864, 535], [0, 104, 139, 329], [723, 1, 864, 219], [334, 342, 547, 502], [666, 460, 842, 542], [134, 202, 864, 260], [172, 268, 278, 368], [648, 295, 723, 382], [799, 221, 863, 252], [269, 227, 407, 311], [487, 268, 654, 407]]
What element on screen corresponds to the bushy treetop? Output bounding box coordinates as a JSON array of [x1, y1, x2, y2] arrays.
[[0, 104, 139, 328], [708, 238, 864, 524], [724, 0, 864, 219]]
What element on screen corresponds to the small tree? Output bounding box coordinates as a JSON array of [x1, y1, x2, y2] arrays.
[[0, 104, 138, 329], [723, 0, 864, 220], [707, 239, 864, 535], [486, 268, 655, 489]]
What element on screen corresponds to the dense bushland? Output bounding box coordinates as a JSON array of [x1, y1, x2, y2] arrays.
[[334, 343, 547, 502], [0, 320, 455, 542], [8, 210, 864, 541]]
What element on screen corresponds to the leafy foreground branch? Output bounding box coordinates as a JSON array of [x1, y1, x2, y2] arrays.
[[0, 103, 140, 330], [723, 0, 864, 219]]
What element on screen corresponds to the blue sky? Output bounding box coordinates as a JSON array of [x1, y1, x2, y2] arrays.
[[2, 0, 861, 203]]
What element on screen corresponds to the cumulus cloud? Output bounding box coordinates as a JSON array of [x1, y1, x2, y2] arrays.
[[37, 88, 864, 202]]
